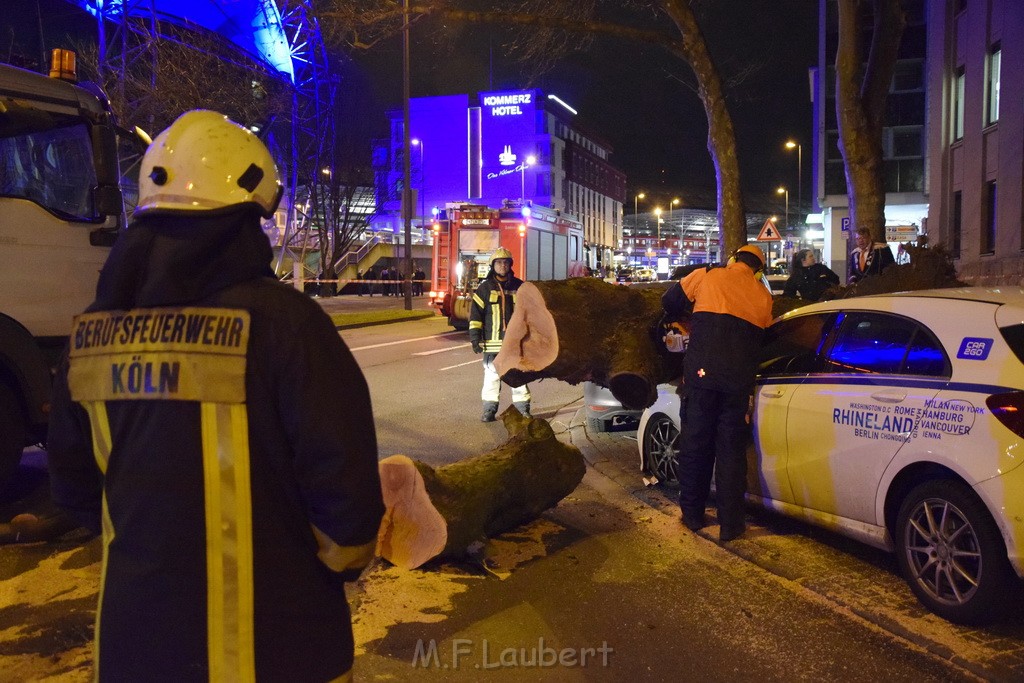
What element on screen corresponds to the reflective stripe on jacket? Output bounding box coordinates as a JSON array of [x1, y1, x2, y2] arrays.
[[469, 274, 523, 354]]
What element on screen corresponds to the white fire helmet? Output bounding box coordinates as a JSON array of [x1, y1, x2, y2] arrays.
[[135, 110, 283, 218]]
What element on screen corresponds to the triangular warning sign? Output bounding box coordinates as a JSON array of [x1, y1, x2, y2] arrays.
[[757, 219, 782, 241]]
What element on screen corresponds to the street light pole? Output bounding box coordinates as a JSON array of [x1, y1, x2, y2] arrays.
[[777, 186, 789, 231], [654, 206, 662, 272], [786, 140, 802, 228], [630, 191, 647, 236], [401, 0, 412, 310], [520, 154, 536, 205], [412, 139, 426, 237]]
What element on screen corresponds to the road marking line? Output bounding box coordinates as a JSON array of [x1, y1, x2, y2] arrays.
[[439, 359, 483, 371], [413, 344, 472, 356], [348, 331, 464, 352]]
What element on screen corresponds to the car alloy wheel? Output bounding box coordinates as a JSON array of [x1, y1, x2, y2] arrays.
[[895, 479, 1014, 625], [642, 413, 679, 487]]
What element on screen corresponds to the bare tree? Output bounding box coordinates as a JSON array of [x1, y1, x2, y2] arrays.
[[834, 0, 906, 243], [317, 0, 751, 255], [75, 21, 290, 139]]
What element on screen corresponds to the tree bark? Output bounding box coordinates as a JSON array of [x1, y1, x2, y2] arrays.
[[660, 0, 747, 255], [493, 279, 685, 410], [836, 0, 906, 243], [375, 407, 585, 569]]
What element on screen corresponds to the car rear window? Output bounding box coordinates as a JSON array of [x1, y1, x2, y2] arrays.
[[1000, 323, 1024, 365], [825, 312, 949, 377]]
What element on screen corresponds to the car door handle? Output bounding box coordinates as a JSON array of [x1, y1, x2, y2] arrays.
[[871, 390, 906, 403], [760, 387, 786, 399]]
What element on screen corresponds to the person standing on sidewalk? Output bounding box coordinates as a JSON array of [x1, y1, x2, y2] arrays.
[[666, 244, 773, 542], [47, 110, 384, 682], [469, 247, 531, 422]]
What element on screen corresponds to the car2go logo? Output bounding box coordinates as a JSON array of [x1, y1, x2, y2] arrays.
[[957, 337, 994, 360]]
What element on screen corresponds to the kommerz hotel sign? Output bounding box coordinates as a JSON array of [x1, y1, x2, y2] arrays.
[[482, 92, 532, 116]]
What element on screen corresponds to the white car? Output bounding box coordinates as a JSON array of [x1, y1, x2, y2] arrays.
[[637, 287, 1024, 624]]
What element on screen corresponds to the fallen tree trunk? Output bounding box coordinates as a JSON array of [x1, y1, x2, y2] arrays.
[[376, 407, 585, 569], [494, 278, 684, 410]]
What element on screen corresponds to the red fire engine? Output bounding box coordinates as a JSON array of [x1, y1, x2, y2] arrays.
[[428, 201, 584, 329]]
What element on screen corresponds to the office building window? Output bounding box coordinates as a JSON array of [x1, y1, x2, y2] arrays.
[[982, 181, 996, 254], [952, 190, 962, 258], [953, 67, 965, 141], [987, 45, 1001, 125]]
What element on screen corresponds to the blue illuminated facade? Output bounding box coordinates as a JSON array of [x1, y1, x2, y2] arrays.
[[373, 89, 626, 270], [72, 0, 294, 80]]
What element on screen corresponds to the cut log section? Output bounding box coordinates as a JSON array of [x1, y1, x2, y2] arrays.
[[375, 407, 585, 569], [494, 278, 684, 409]]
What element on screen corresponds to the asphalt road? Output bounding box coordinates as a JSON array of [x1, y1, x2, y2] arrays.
[[1, 305, 1023, 680]]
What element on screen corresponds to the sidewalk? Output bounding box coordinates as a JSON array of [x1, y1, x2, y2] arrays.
[[558, 406, 1024, 681], [312, 291, 438, 316]]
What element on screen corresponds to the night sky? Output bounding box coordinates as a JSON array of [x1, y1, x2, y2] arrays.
[[9, 0, 819, 213], [348, 0, 819, 212]]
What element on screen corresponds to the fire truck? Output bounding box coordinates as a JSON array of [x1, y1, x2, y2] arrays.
[[0, 50, 133, 490], [428, 201, 584, 329]]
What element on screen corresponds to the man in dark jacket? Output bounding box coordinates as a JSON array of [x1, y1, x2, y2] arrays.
[[848, 226, 896, 284], [668, 244, 774, 542], [47, 110, 384, 682], [468, 247, 531, 422]]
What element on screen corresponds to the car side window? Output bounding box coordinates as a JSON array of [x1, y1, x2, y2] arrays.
[[759, 313, 834, 377], [902, 327, 951, 377], [824, 312, 949, 376]]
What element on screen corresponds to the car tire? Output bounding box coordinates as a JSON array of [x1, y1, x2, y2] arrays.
[[642, 413, 679, 487], [895, 479, 1016, 625], [0, 383, 26, 490]]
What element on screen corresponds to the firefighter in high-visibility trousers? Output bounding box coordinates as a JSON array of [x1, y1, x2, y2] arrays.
[[47, 110, 384, 683], [469, 247, 531, 422]]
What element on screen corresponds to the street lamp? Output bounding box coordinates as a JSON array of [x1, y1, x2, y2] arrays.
[[669, 197, 680, 234], [521, 154, 536, 205], [633, 192, 645, 236], [411, 138, 425, 231], [785, 140, 802, 228], [776, 187, 789, 230], [654, 207, 663, 268]]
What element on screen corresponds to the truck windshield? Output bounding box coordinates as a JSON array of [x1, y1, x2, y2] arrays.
[[0, 115, 97, 221]]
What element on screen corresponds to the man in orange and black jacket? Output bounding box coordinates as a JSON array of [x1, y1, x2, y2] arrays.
[[663, 245, 774, 542]]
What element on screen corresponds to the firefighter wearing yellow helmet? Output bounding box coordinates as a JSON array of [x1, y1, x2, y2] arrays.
[[48, 110, 383, 681], [662, 242, 773, 542], [469, 246, 531, 421]]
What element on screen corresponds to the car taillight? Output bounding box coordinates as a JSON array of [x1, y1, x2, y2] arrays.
[[986, 391, 1024, 438]]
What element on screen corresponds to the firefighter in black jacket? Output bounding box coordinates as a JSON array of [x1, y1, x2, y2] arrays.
[[469, 247, 531, 422], [47, 110, 384, 682], [667, 244, 774, 542]]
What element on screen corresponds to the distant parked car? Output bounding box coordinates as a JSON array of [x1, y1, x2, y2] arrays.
[[584, 381, 642, 433], [633, 267, 657, 282], [638, 287, 1024, 625], [765, 260, 789, 294]]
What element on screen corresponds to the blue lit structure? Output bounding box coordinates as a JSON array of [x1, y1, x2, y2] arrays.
[[374, 89, 625, 272], [73, 0, 294, 80], [71, 0, 332, 276]]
